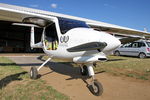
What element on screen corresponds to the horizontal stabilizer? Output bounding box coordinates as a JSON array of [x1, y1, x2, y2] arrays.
[[67, 42, 107, 52]]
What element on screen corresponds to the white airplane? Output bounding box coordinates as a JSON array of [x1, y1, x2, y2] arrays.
[[0, 3, 150, 96]]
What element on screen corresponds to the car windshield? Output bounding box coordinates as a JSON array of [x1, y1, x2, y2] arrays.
[[58, 17, 89, 34], [146, 42, 150, 47], [122, 43, 132, 48]]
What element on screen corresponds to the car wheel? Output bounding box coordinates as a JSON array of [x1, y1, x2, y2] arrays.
[[139, 53, 146, 59], [114, 51, 120, 56]]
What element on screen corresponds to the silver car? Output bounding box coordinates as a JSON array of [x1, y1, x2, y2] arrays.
[[114, 40, 150, 58]]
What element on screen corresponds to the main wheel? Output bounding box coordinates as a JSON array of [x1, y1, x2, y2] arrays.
[[30, 66, 38, 79], [139, 53, 146, 59], [89, 80, 103, 96], [80, 65, 88, 76]]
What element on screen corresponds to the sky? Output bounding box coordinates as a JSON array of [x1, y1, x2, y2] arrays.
[[0, 0, 150, 31]]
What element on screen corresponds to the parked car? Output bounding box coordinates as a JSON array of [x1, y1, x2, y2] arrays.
[[114, 40, 150, 58]]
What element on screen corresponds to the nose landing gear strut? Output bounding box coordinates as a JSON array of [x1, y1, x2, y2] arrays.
[[80, 63, 103, 96]]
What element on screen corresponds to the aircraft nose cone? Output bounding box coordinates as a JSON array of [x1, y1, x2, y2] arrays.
[[98, 32, 121, 52]]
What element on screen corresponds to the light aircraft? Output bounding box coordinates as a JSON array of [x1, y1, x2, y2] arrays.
[[0, 3, 150, 96]]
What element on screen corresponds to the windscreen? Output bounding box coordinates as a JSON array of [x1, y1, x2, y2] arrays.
[[58, 17, 89, 34]]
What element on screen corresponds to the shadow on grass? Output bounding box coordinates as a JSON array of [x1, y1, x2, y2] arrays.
[[0, 63, 43, 67], [0, 71, 27, 89], [107, 59, 126, 62], [116, 55, 150, 59], [17, 63, 42, 67], [0, 63, 17, 66]]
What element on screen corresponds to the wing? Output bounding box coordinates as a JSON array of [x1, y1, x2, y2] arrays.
[[119, 37, 142, 44], [0, 3, 55, 26], [0, 3, 150, 36], [87, 22, 150, 36]]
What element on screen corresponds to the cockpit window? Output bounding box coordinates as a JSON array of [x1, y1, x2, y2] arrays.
[[58, 17, 89, 34]]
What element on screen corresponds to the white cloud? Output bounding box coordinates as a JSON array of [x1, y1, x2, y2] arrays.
[[51, 3, 57, 8], [104, 3, 116, 8], [104, 4, 109, 7], [30, 4, 39, 8]]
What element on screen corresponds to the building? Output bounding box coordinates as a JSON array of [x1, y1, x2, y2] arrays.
[[0, 20, 43, 53]]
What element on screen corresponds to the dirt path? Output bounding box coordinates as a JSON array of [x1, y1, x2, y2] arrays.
[[9, 56, 150, 100]]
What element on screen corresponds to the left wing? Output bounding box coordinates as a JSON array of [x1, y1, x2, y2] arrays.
[[87, 22, 150, 36], [119, 37, 142, 44]]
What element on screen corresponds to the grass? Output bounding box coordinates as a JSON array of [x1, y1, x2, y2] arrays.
[[95, 56, 150, 80], [0, 57, 70, 100], [43, 55, 150, 80]]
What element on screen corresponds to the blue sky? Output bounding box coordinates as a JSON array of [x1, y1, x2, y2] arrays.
[[0, 0, 150, 31]]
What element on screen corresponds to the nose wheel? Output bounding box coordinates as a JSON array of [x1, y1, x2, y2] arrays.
[[80, 63, 103, 96], [89, 79, 103, 96]]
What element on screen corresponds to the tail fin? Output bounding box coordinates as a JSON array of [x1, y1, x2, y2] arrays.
[[30, 26, 42, 48]]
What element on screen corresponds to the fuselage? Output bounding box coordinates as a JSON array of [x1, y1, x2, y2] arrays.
[[28, 17, 121, 62], [42, 17, 121, 60]]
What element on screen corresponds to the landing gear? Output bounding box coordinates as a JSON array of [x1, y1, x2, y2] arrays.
[[80, 63, 103, 96], [30, 66, 38, 79], [89, 79, 103, 96], [80, 65, 88, 76], [30, 57, 52, 79]]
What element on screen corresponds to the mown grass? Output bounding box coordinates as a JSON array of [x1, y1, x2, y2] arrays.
[[43, 55, 150, 80], [95, 56, 150, 80], [0, 57, 70, 100]]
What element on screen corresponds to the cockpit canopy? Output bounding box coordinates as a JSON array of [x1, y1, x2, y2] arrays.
[[22, 17, 89, 35], [58, 17, 89, 34]]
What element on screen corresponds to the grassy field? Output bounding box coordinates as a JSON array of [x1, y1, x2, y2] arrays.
[[0, 56, 149, 99], [95, 56, 150, 80], [44, 55, 150, 80], [0, 57, 70, 100]]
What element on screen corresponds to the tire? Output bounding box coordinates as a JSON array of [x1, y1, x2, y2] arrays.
[[114, 51, 120, 56], [30, 66, 38, 79], [80, 65, 88, 76], [88, 80, 103, 96], [139, 53, 146, 59]]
